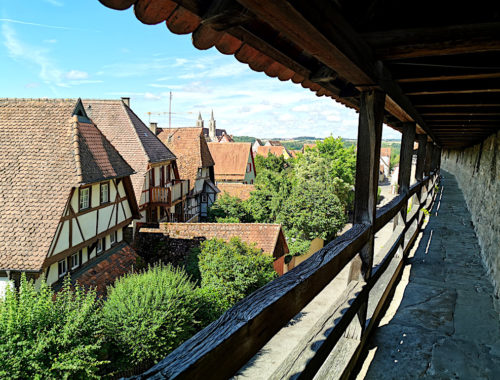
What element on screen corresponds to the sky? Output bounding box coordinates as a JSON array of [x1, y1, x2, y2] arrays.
[[0, 0, 399, 139]]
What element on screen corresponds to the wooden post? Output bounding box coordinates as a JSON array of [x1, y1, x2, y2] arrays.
[[415, 135, 427, 182], [347, 89, 385, 338], [398, 123, 416, 194], [424, 142, 433, 177], [431, 144, 440, 173], [396, 122, 416, 255]]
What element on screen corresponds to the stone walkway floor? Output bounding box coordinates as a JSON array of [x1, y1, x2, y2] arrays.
[[362, 170, 500, 379]]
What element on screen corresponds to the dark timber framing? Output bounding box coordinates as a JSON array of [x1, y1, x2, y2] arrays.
[[95, 0, 500, 377]]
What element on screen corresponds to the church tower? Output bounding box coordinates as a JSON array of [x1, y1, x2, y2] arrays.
[[209, 110, 216, 142]]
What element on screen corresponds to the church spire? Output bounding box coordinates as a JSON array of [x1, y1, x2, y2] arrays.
[[196, 112, 204, 128]]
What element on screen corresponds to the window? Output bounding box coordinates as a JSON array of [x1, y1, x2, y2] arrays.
[[166, 165, 171, 182], [97, 238, 104, 255], [100, 182, 109, 204], [58, 259, 67, 278], [110, 231, 116, 246], [246, 163, 252, 173], [149, 169, 155, 187], [79, 187, 90, 210], [70, 252, 80, 270], [201, 194, 208, 203]]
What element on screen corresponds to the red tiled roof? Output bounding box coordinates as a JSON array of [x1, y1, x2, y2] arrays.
[[73, 242, 138, 296], [217, 183, 255, 201], [157, 127, 215, 192], [380, 147, 392, 157], [0, 98, 133, 271], [207, 142, 252, 181], [256, 145, 290, 157], [84, 100, 176, 202], [267, 140, 282, 146], [152, 223, 289, 257]]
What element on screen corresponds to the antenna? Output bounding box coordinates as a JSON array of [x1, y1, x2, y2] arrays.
[[169, 91, 172, 129]]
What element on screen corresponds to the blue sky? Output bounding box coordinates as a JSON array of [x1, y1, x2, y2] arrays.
[[0, 0, 399, 139]]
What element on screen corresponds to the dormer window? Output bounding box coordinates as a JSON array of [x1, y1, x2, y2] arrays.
[[100, 182, 109, 204], [79, 187, 90, 210], [58, 259, 67, 278]]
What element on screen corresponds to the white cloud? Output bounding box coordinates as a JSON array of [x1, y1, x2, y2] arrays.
[[65, 70, 88, 80], [43, 39, 57, 44], [44, 0, 63, 6], [2, 24, 99, 88]]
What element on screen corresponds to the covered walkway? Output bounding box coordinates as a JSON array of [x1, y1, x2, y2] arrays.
[[362, 171, 500, 379]]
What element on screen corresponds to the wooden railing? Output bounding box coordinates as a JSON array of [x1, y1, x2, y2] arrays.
[[132, 171, 440, 379], [150, 186, 171, 205]]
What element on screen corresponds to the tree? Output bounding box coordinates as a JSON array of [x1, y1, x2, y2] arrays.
[[101, 265, 199, 372], [254, 152, 289, 173], [315, 136, 357, 185], [207, 193, 253, 223], [197, 238, 277, 310], [0, 275, 104, 379]]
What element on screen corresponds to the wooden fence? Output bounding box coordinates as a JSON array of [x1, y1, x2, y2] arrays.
[[130, 90, 442, 380]]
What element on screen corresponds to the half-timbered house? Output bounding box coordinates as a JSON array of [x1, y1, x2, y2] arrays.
[[83, 98, 189, 224], [157, 127, 219, 221], [0, 98, 140, 289]]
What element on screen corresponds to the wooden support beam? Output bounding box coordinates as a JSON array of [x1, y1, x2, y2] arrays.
[[415, 135, 427, 182], [424, 143, 434, 176], [347, 89, 385, 337], [362, 22, 500, 60], [236, 0, 437, 141], [403, 77, 500, 96], [398, 123, 416, 194]]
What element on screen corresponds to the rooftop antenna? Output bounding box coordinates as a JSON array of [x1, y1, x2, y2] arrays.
[[169, 91, 172, 129]]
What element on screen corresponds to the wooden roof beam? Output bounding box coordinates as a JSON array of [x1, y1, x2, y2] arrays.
[[363, 23, 500, 60], [403, 78, 500, 95], [236, 0, 438, 143]]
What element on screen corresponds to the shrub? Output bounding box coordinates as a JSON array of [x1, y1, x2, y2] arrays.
[[198, 238, 277, 308], [0, 275, 104, 379], [100, 264, 199, 372]]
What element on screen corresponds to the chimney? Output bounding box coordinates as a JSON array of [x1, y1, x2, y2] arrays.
[[209, 109, 216, 142], [121, 97, 130, 107], [86, 105, 92, 119], [150, 122, 158, 135]]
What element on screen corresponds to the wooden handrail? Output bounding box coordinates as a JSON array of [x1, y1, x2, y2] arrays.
[[134, 173, 440, 379], [134, 223, 370, 379]]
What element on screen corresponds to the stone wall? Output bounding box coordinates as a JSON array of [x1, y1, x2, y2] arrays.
[[441, 130, 500, 300]]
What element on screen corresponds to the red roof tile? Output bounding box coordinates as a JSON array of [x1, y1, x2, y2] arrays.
[[0, 98, 133, 271], [148, 223, 288, 257], [157, 127, 215, 192], [73, 242, 138, 296], [207, 142, 253, 181], [217, 183, 255, 201], [256, 145, 290, 157], [84, 100, 176, 202]]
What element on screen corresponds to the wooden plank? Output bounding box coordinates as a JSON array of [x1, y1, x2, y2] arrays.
[[374, 193, 407, 232], [134, 223, 370, 380], [398, 122, 416, 194], [415, 135, 427, 182], [362, 22, 500, 60], [424, 143, 434, 176], [270, 281, 365, 379], [397, 72, 500, 83]]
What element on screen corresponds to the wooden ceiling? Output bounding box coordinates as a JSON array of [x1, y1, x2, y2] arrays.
[[99, 0, 500, 148]]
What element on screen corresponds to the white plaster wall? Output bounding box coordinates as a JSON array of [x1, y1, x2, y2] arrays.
[[117, 181, 126, 197], [0, 277, 13, 299], [91, 184, 99, 208], [77, 210, 97, 243], [244, 152, 256, 184], [53, 221, 69, 254], [110, 180, 117, 200], [442, 130, 500, 302]]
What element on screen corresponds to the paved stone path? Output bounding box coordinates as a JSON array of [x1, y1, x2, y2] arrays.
[[363, 171, 500, 379]]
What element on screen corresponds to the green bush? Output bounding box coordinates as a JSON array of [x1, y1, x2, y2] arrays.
[[100, 264, 199, 372], [207, 193, 254, 223], [198, 238, 277, 308], [288, 238, 311, 256], [0, 274, 104, 379]]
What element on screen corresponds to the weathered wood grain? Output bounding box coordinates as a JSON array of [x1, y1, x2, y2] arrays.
[[132, 223, 370, 380]]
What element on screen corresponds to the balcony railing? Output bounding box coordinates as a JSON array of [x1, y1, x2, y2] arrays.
[[149, 179, 189, 206], [149, 186, 171, 205], [135, 171, 440, 379]]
